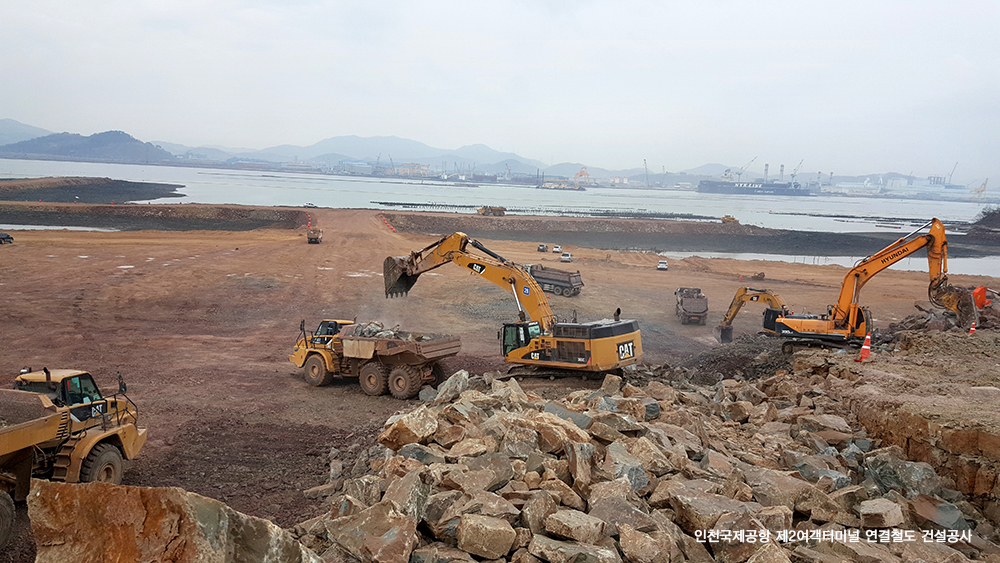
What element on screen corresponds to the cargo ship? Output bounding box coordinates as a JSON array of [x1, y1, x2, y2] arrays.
[[697, 180, 811, 196]]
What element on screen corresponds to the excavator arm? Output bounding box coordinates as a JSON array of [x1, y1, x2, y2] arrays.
[[830, 218, 975, 329], [717, 287, 788, 343], [384, 232, 557, 330]]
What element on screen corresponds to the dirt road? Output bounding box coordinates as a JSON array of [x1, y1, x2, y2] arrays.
[[1, 206, 997, 561]]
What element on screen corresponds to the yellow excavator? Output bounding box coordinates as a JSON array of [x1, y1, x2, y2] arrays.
[[384, 233, 642, 373], [769, 218, 976, 351], [717, 287, 789, 343]]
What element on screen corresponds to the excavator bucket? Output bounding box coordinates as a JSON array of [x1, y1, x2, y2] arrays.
[[718, 326, 734, 344], [929, 276, 978, 328], [384, 256, 420, 298]]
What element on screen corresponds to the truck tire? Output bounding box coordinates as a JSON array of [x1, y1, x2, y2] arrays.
[[0, 491, 13, 552], [552, 287, 563, 296], [359, 362, 388, 396], [80, 443, 123, 484], [388, 365, 422, 400], [303, 355, 334, 386]]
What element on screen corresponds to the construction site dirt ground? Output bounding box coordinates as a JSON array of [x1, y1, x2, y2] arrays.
[[1, 206, 998, 562]]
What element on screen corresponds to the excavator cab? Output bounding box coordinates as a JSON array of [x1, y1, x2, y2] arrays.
[[502, 321, 541, 355], [762, 308, 784, 333]]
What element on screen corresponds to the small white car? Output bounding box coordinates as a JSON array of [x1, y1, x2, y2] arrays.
[[560, 252, 573, 262], [657, 260, 669, 270], [552, 245, 562, 253]]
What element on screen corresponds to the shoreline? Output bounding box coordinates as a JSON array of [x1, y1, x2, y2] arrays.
[[0, 176, 996, 257], [1, 202, 999, 259]]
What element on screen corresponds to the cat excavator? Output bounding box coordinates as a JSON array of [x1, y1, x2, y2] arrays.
[[769, 218, 976, 351], [717, 287, 789, 343], [384, 233, 642, 374]]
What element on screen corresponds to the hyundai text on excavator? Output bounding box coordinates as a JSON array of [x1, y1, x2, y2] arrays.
[[768, 218, 976, 352], [717, 287, 789, 343], [384, 233, 642, 374]]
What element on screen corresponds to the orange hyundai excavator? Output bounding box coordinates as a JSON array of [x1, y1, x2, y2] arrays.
[[769, 218, 976, 351], [384, 232, 642, 374]]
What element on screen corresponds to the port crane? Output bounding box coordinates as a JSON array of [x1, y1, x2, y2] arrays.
[[789, 159, 804, 184], [735, 157, 758, 181], [972, 178, 989, 200]]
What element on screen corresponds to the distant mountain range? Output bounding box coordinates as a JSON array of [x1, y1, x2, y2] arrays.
[[0, 118, 52, 146], [0, 117, 834, 182]]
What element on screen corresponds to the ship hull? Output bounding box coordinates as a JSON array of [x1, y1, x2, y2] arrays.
[[697, 180, 811, 196]]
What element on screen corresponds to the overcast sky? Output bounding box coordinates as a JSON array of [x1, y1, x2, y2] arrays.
[[3, 1, 998, 183]]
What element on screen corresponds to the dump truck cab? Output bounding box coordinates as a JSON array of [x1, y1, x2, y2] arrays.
[[308, 319, 356, 346]]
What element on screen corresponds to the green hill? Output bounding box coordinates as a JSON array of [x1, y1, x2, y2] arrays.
[[0, 130, 175, 163]]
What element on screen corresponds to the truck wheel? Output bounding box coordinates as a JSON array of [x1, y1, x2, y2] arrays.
[[388, 366, 422, 400], [303, 355, 334, 386], [359, 362, 388, 396], [552, 287, 563, 296], [80, 443, 123, 484], [0, 491, 13, 552]]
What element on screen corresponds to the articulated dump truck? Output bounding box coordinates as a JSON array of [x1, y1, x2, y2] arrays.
[[289, 319, 461, 399], [0, 369, 146, 550]]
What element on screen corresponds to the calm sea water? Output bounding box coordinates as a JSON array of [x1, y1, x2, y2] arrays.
[[2, 158, 997, 277]]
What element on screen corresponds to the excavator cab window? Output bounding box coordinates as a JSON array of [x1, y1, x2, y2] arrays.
[[527, 321, 541, 339], [502, 323, 530, 355]]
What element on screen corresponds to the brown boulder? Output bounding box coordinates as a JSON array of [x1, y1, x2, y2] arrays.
[[28, 480, 319, 563]]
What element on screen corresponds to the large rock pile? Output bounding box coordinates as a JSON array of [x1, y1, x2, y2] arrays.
[[293, 368, 1000, 563]]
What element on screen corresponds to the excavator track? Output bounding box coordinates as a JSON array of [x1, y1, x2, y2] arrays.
[[502, 365, 623, 380]]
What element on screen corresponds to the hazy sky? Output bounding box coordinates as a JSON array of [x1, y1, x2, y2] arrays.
[[3, 1, 998, 183]]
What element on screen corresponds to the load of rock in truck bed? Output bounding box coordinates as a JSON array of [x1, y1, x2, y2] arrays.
[[349, 321, 451, 342]]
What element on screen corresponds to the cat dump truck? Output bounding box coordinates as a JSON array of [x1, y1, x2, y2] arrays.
[[289, 319, 461, 399], [525, 264, 584, 297], [307, 228, 323, 244], [477, 206, 507, 216], [675, 287, 709, 325], [0, 369, 146, 549]]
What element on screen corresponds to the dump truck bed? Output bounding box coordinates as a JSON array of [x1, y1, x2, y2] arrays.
[[339, 325, 461, 365], [526, 264, 584, 296], [678, 297, 708, 314], [0, 390, 67, 458]]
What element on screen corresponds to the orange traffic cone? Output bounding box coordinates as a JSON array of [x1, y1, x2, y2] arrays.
[[970, 322, 976, 334], [855, 332, 872, 362]]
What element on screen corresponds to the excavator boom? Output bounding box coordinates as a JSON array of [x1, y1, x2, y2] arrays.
[[717, 287, 788, 343], [384, 233, 642, 372]]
